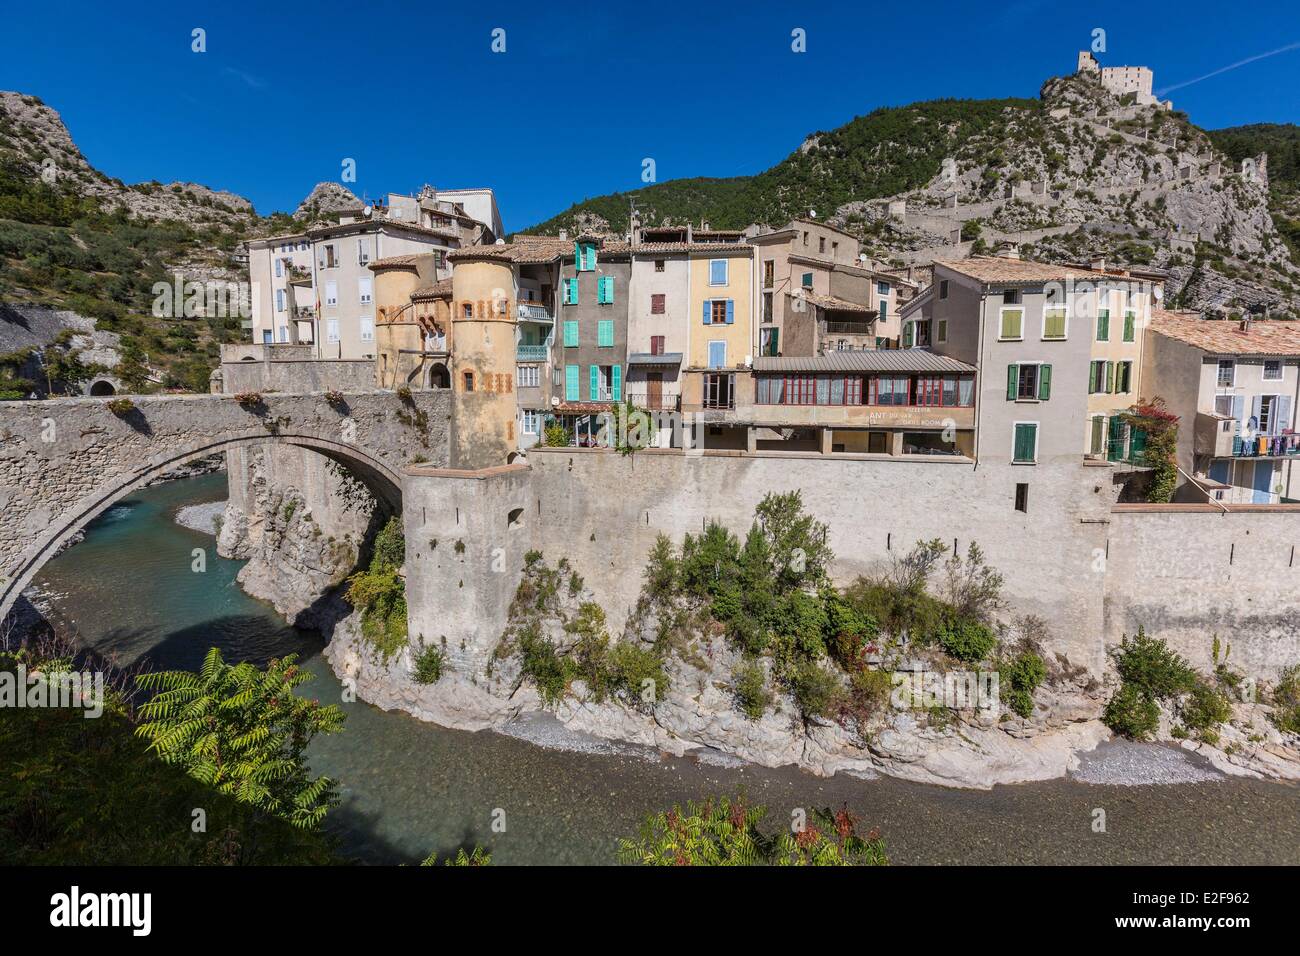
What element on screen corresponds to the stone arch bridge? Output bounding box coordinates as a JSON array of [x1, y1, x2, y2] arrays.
[[0, 389, 448, 619]]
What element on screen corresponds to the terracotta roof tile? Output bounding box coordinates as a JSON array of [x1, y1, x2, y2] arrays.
[[935, 256, 1138, 285], [1149, 310, 1300, 356], [411, 278, 453, 300]]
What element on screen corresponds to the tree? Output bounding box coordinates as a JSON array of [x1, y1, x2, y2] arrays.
[[135, 649, 345, 830]]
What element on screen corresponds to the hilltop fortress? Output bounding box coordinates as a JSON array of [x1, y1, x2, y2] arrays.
[[1077, 50, 1173, 110]]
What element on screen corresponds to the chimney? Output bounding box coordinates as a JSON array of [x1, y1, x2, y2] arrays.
[[1240, 316, 1252, 333], [996, 242, 1020, 260], [1090, 256, 1108, 271], [558, 229, 568, 241]]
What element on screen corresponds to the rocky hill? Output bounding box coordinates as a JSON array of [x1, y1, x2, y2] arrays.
[[522, 72, 1300, 318], [295, 181, 360, 222], [0, 91, 335, 393]]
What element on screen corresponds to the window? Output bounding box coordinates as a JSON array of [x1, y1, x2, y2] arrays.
[[597, 275, 615, 304], [521, 410, 540, 435], [357, 238, 370, 265], [1096, 309, 1110, 341], [650, 335, 665, 355], [1217, 360, 1235, 387], [1043, 307, 1067, 340], [1116, 360, 1132, 393], [1012, 423, 1039, 463], [262, 330, 273, 344], [597, 320, 614, 347], [1089, 360, 1107, 394], [463, 303, 474, 319], [1214, 394, 1236, 417], [869, 376, 910, 406], [1122, 310, 1136, 342], [275, 258, 283, 278], [763, 260, 774, 286], [801, 272, 813, 288], [327, 319, 339, 343], [325, 280, 338, 307], [877, 281, 890, 296], [577, 242, 596, 271], [278, 325, 288, 343], [564, 364, 579, 401], [702, 372, 734, 409], [463, 371, 475, 392], [562, 277, 579, 305], [709, 259, 728, 285], [1000, 307, 1024, 340], [275, 289, 285, 313], [654, 260, 665, 273], [939, 279, 949, 299], [1089, 416, 1107, 457], [705, 299, 731, 325], [651, 293, 665, 314], [937, 319, 948, 344], [517, 365, 539, 388], [1263, 360, 1283, 381], [762, 292, 773, 322], [1004, 289, 1021, 305], [562, 320, 579, 347], [819, 237, 826, 253], [760, 327, 779, 357], [360, 317, 374, 342], [879, 299, 888, 322], [1014, 482, 1029, 513], [358, 277, 373, 304], [802, 231, 809, 246], [832, 241, 839, 255], [1007, 362, 1051, 401], [707, 340, 727, 369], [321, 244, 337, 269]]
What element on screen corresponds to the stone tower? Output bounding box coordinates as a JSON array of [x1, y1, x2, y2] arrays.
[[446, 247, 519, 469]]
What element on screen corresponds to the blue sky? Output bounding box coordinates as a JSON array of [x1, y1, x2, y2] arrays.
[[2, 0, 1298, 232]]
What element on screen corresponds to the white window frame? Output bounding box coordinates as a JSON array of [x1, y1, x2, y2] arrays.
[[1015, 361, 1044, 402], [357, 237, 370, 266], [325, 280, 338, 307], [1041, 302, 1069, 341], [275, 258, 283, 278], [517, 364, 539, 388], [999, 305, 1025, 342], [275, 289, 285, 313], [521, 410, 540, 435], [358, 277, 373, 305], [709, 259, 728, 286], [1012, 420, 1041, 464], [1217, 359, 1235, 388], [327, 318, 340, 343], [360, 316, 374, 342], [1262, 359, 1283, 382]]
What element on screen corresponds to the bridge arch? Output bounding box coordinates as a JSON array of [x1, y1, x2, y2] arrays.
[[0, 430, 404, 620]]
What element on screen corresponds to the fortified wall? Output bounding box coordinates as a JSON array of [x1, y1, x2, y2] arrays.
[[402, 448, 1300, 683]]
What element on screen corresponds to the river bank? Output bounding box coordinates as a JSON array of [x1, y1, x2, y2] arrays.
[[24, 473, 1300, 864]]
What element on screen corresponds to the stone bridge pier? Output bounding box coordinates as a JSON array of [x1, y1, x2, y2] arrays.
[[0, 389, 448, 620]]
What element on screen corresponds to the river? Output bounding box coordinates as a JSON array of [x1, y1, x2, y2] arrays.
[[29, 473, 1300, 865]]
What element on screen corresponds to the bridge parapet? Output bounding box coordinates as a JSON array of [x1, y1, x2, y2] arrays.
[[0, 388, 449, 619]]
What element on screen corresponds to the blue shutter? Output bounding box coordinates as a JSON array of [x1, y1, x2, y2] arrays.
[[563, 320, 578, 347], [725, 299, 734, 324], [611, 364, 622, 401], [702, 299, 711, 324], [565, 365, 578, 401], [590, 364, 599, 401], [597, 320, 613, 347]]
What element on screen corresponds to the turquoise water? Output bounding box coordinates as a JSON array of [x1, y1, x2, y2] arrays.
[[32, 474, 1300, 865]]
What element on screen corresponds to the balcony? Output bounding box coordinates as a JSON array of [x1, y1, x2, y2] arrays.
[[289, 267, 312, 285], [824, 321, 875, 335], [517, 302, 553, 323], [625, 387, 681, 412], [1195, 412, 1236, 458], [517, 344, 550, 362], [294, 305, 316, 319]]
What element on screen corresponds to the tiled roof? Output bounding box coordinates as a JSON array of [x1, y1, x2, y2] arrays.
[[1149, 310, 1300, 356], [753, 350, 976, 374], [796, 290, 876, 315], [934, 256, 1140, 285], [632, 241, 751, 255], [411, 279, 453, 300], [368, 255, 421, 269], [554, 401, 616, 414]]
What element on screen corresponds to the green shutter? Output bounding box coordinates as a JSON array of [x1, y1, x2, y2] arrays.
[[1001, 309, 1022, 339], [563, 320, 578, 347], [1123, 311, 1135, 342], [1007, 364, 1018, 400], [597, 275, 613, 304], [1129, 427, 1147, 464], [1105, 360, 1115, 393], [1014, 423, 1036, 462], [590, 365, 600, 401], [1090, 416, 1105, 455], [1038, 363, 1052, 400], [563, 278, 578, 305], [597, 320, 613, 347], [565, 364, 578, 401], [904, 322, 914, 347], [611, 364, 622, 401], [1097, 309, 1109, 341]]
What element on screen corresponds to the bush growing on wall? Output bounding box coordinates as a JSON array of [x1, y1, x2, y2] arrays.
[[346, 516, 408, 660]]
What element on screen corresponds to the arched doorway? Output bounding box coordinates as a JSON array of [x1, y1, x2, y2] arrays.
[[88, 379, 116, 396], [428, 363, 450, 389]]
